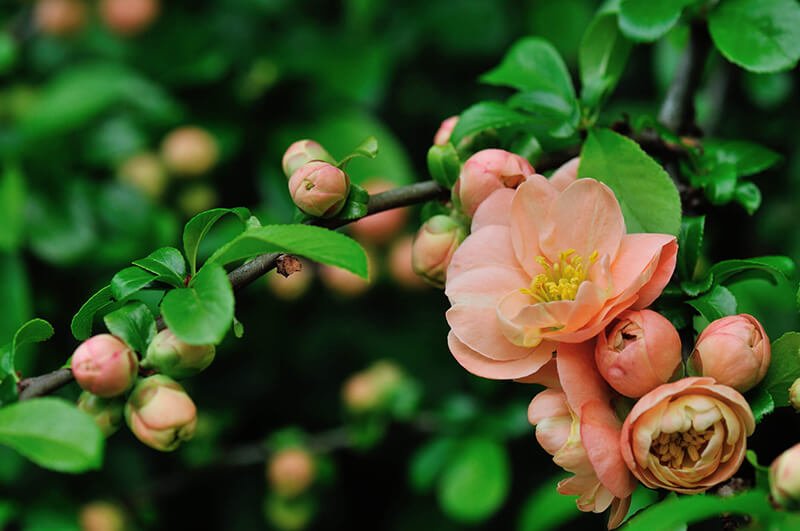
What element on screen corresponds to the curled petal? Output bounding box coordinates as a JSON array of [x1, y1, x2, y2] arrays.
[[447, 332, 553, 380]]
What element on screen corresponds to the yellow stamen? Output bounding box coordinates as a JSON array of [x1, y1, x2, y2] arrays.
[[520, 249, 598, 303], [649, 428, 712, 469]]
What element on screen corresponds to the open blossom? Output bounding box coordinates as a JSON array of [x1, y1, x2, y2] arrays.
[[620, 377, 755, 494], [595, 309, 682, 398], [454, 149, 534, 217], [689, 314, 770, 392], [528, 342, 635, 529], [445, 159, 677, 380]]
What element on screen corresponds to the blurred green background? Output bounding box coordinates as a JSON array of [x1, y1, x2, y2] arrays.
[[1, 0, 800, 529]]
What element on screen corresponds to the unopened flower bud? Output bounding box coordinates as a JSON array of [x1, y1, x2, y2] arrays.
[[342, 361, 405, 413], [388, 236, 426, 289], [117, 152, 167, 199], [267, 447, 316, 497], [71, 334, 138, 398], [160, 126, 219, 177], [411, 215, 465, 288], [595, 310, 682, 398], [288, 161, 350, 218], [771, 443, 800, 509], [99, 0, 159, 36], [790, 378, 800, 412], [125, 375, 197, 451], [433, 116, 458, 146], [77, 391, 124, 437], [455, 149, 534, 216], [281, 140, 334, 178], [35, 0, 87, 36], [689, 314, 770, 392], [142, 329, 215, 379], [78, 501, 126, 531]]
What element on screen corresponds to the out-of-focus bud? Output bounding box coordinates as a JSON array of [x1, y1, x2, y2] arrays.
[[267, 447, 316, 498], [387, 236, 427, 289], [35, 0, 86, 36], [433, 116, 458, 146], [689, 314, 770, 392], [595, 310, 682, 398], [288, 162, 350, 218], [411, 214, 465, 288], [77, 392, 124, 437], [177, 184, 218, 217], [349, 178, 408, 245], [161, 126, 219, 177], [142, 329, 215, 379], [117, 152, 167, 199], [790, 378, 800, 412], [342, 360, 405, 414], [319, 265, 369, 297], [78, 501, 126, 531], [125, 375, 197, 451], [771, 443, 800, 509], [99, 0, 159, 36], [281, 140, 334, 179], [455, 149, 534, 217], [71, 334, 138, 398], [267, 264, 313, 301]]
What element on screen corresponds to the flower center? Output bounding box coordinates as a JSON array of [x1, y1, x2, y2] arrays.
[[521, 249, 598, 303], [650, 428, 713, 469]]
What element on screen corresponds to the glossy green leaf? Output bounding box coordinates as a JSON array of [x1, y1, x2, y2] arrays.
[[619, 0, 694, 42], [677, 216, 704, 281], [746, 385, 775, 423], [450, 101, 533, 146], [746, 450, 771, 490], [700, 139, 782, 177], [687, 285, 737, 322], [103, 303, 156, 354], [0, 166, 25, 252], [0, 398, 104, 473], [438, 437, 510, 523], [709, 0, 800, 73], [132, 247, 187, 288], [110, 267, 156, 301], [70, 285, 114, 341], [337, 136, 379, 168], [161, 263, 234, 345], [760, 331, 800, 406], [409, 436, 457, 493], [624, 490, 770, 530], [579, 13, 633, 111], [183, 207, 250, 276], [579, 129, 681, 235], [517, 474, 578, 531], [336, 184, 370, 221], [0, 318, 53, 405], [207, 225, 369, 279]]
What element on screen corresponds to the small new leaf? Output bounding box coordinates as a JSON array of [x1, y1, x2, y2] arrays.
[[183, 207, 251, 276], [110, 266, 156, 301], [71, 285, 115, 340], [337, 136, 379, 169], [103, 302, 156, 354]]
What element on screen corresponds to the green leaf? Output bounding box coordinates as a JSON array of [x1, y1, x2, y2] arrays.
[[623, 490, 770, 530], [0, 397, 104, 473], [0, 319, 54, 405], [438, 437, 510, 523], [619, 0, 694, 42], [579, 129, 681, 235], [687, 285, 737, 322], [427, 144, 461, 189], [709, 0, 800, 73], [183, 207, 250, 276], [110, 267, 156, 301], [734, 181, 762, 214], [745, 385, 775, 423], [710, 256, 795, 286], [336, 184, 370, 221], [207, 225, 369, 279], [579, 13, 633, 112], [103, 303, 156, 354], [746, 450, 771, 490], [132, 247, 187, 288], [517, 473, 579, 531], [677, 216, 705, 281], [232, 316, 244, 339], [700, 139, 782, 177], [0, 166, 25, 252], [161, 263, 234, 345], [337, 136, 379, 168], [409, 436, 457, 493], [760, 331, 800, 406], [450, 101, 533, 146], [71, 285, 115, 341]]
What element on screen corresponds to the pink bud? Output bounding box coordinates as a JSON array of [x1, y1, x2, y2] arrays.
[[267, 447, 316, 497], [411, 215, 465, 288], [99, 0, 159, 36], [595, 310, 682, 398], [455, 149, 534, 217], [288, 161, 350, 218], [71, 334, 138, 398], [387, 236, 427, 289], [281, 140, 334, 178], [790, 378, 800, 412], [433, 116, 459, 146], [160, 126, 218, 177], [79, 501, 126, 531], [689, 314, 770, 392], [125, 375, 197, 451], [142, 329, 215, 379], [771, 443, 800, 509], [77, 391, 124, 437]]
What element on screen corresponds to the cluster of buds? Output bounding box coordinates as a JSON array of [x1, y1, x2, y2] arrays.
[[72, 328, 215, 452], [283, 140, 349, 219], [34, 0, 160, 37]]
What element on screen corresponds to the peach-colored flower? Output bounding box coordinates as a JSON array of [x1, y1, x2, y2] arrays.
[[528, 341, 635, 529], [454, 149, 534, 217], [689, 314, 770, 392], [595, 309, 682, 397], [620, 377, 755, 494], [433, 116, 459, 146], [770, 443, 800, 508], [445, 160, 677, 380]]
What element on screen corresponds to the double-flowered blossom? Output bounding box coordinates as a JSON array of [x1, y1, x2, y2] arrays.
[[444, 158, 677, 380]]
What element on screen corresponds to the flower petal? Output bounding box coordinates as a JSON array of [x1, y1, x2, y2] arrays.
[[610, 233, 677, 303], [447, 331, 553, 380], [447, 304, 536, 361], [471, 188, 515, 231], [556, 340, 612, 413], [510, 175, 560, 277], [581, 399, 637, 500], [445, 264, 527, 307], [549, 158, 580, 192]]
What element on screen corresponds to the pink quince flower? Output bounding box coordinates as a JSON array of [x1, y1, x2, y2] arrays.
[[445, 158, 677, 380], [528, 341, 636, 529]]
